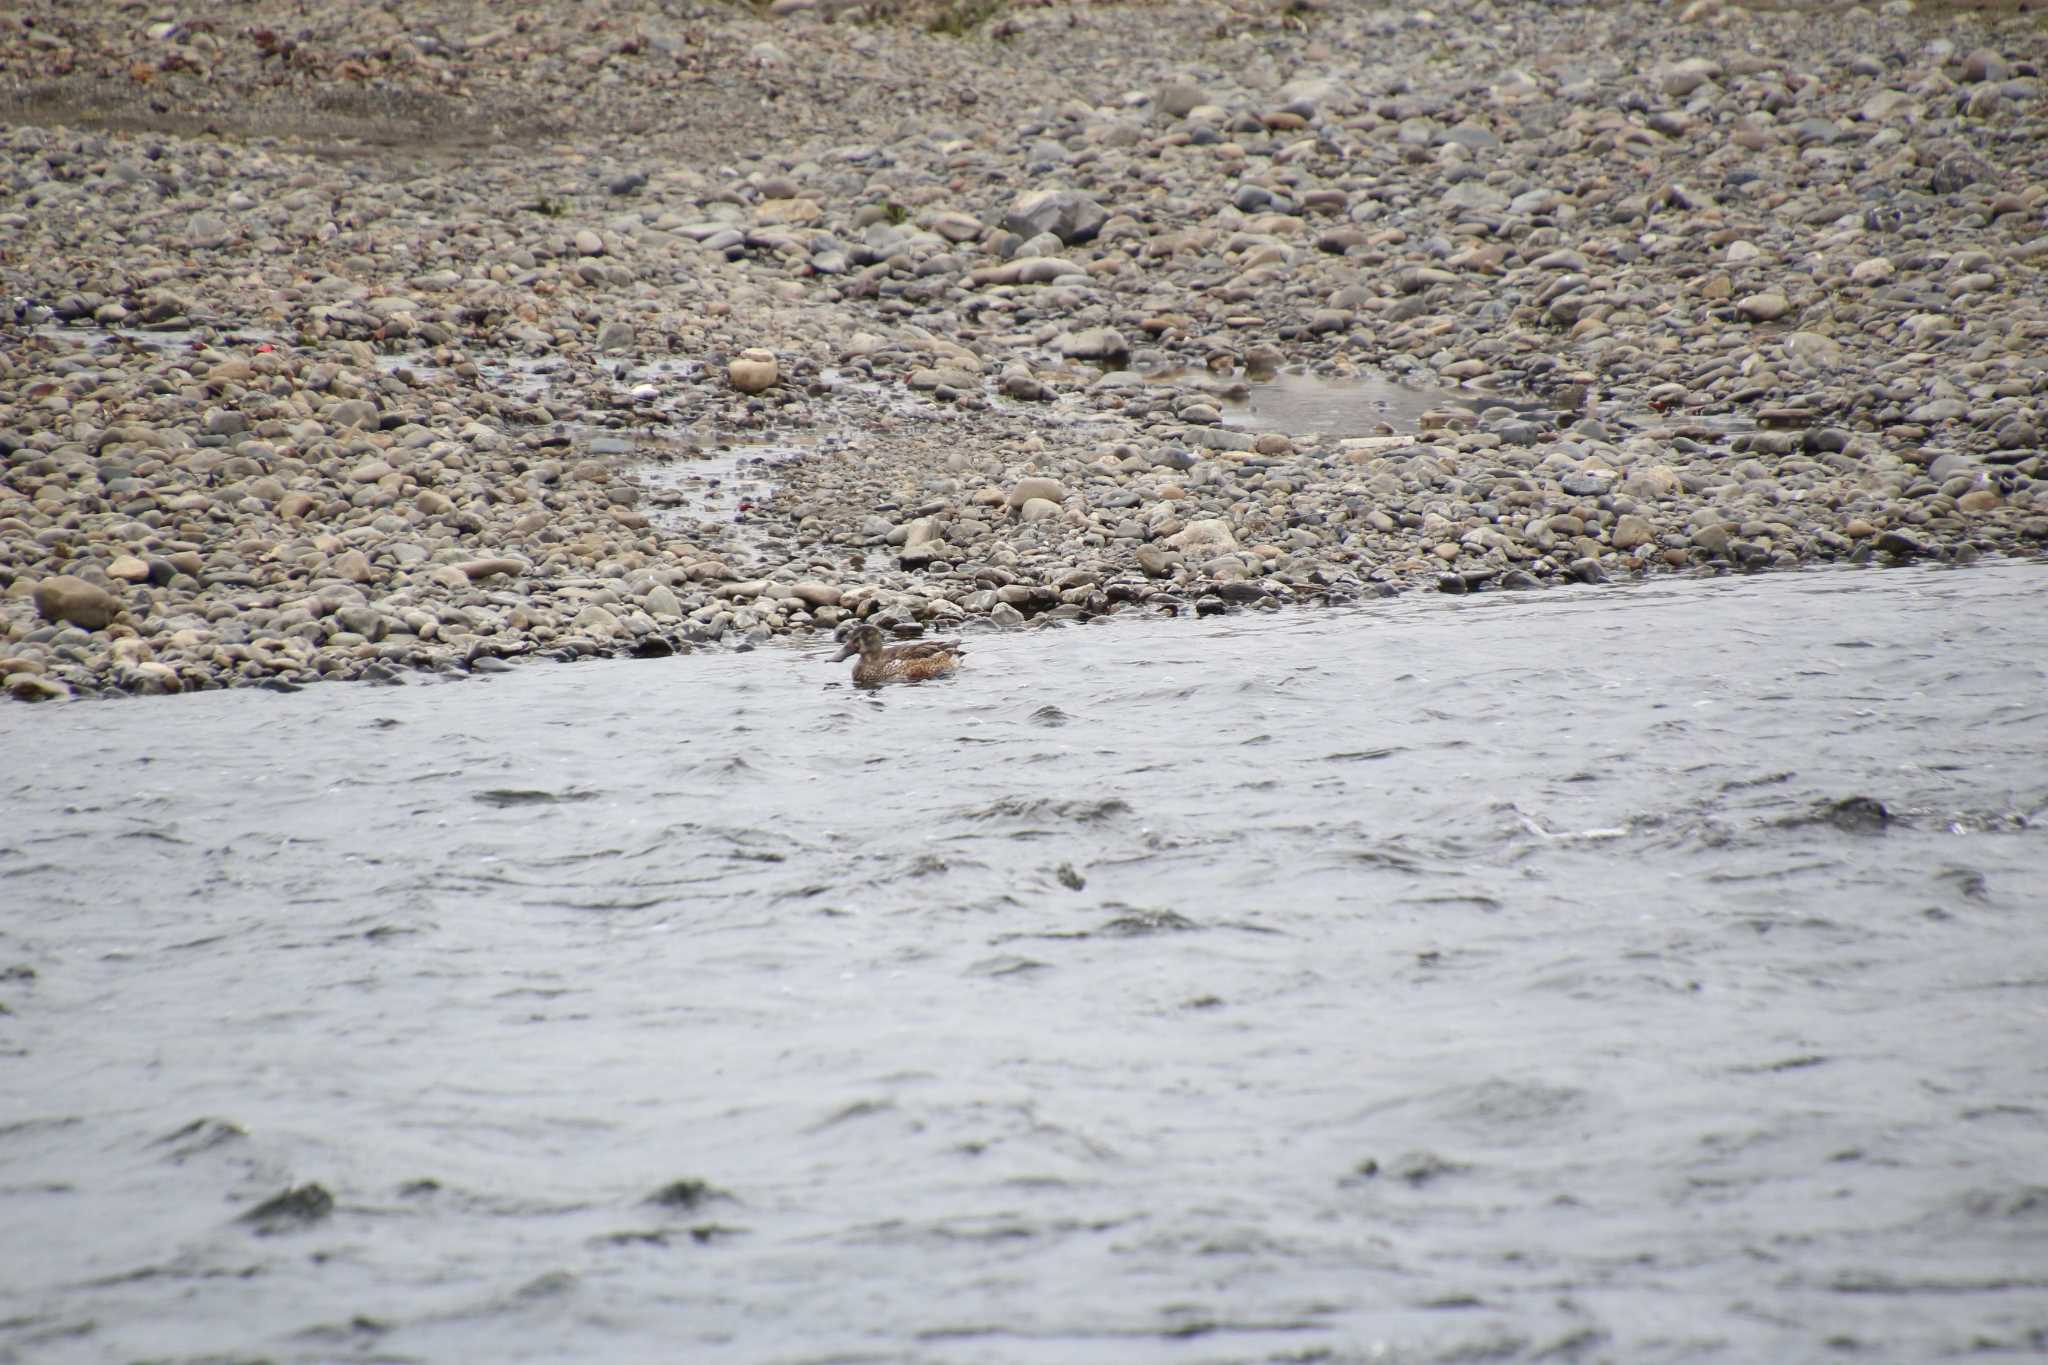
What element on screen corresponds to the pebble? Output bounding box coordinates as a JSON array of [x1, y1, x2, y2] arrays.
[[31, 576, 121, 632], [1002, 189, 1108, 246], [1006, 478, 1069, 511], [728, 350, 780, 394], [1737, 292, 1792, 323]]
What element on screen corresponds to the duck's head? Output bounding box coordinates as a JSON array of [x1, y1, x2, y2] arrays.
[[833, 624, 887, 661]]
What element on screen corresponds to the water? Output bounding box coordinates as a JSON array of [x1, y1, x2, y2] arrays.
[[4, 563, 2047, 1364], [1099, 366, 1455, 438], [633, 435, 828, 530], [1222, 369, 1454, 436]]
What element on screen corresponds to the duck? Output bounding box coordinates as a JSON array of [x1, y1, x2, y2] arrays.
[[832, 624, 964, 685]]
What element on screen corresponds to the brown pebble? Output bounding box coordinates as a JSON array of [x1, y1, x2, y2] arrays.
[[32, 575, 121, 631], [457, 558, 529, 580]]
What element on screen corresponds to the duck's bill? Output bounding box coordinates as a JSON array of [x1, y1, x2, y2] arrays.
[[832, 641, 859, 661]]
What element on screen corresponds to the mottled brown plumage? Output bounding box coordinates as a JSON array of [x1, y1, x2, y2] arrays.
[[832, 624, 964, 685]]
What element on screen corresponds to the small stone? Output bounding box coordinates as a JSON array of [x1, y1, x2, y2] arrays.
[[1007, 478, 1068, 511], [1737, 291, 1791, 322], [456, 558, 528, 581], [1567, 558, 1609, 584], [572, 604, 622, 637], [335, 605, 388, 640], [185, 211, 231, 248], [32, 575, 120, 631], [1931, 155, 1989, 195], [1909, 398, 1967, 424], [1135, 545, 1178, 578], [1961, 48, 2009, 84], [728, 349, 780, 394], [1874, 530, 1927, 558], [755, 198, 821, 225], [929, 212, 983, 243], [1055, 327, 1129, 363], [1658, 57, 1721, 98], [1158, 82, 1206, 118], [331, 550, 377, 582], [328, 399, 378, 430], [8, 673, 69, 702], [1621, 465, 1682, 498], [1611, 515, 1655, 551], [1001, 189, 1108, 246], [1691, 525, 1732, 556], [909, 367, 978, 392], [1784, 332, 1843, 371], [1165, 519, 1238, 551], [123, 661, 183, 695], [107, 555, 153, 583]]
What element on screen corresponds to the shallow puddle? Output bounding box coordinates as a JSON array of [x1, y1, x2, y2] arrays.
[[1100, 363, 1465, 438], [32, 320, 281, 355], [630, 434, 822, 528], [1223, 368, 1453, 436]]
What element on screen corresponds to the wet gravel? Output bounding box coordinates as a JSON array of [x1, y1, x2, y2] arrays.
[[4, 0, 2047, 699]]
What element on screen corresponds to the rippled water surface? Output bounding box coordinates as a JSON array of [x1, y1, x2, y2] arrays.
[[4, 564, 2046, 1364]]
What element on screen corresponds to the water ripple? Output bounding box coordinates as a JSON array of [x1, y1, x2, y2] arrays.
[[0, 563, 2044, 1363]]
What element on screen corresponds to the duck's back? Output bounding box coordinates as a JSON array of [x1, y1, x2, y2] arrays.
[[864, 640, 962, 683], [891, 651, 958, 681]]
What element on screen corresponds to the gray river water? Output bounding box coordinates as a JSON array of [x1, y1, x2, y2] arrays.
[[4, 562, 2046, 1364]]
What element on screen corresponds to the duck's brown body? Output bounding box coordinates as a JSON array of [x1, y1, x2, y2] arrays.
[[833, 625, 964, 685]]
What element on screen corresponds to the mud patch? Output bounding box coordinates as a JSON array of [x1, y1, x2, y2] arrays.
[[0, 80, 563, 165]]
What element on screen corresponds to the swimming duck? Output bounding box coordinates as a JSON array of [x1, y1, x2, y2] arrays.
[[832, 624, 964, 685]]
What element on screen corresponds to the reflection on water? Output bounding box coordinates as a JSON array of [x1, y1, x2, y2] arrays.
[[620, 434, 821, 529], [1101, 364, 1456, 437], [3, 563, 2046, 1363], [1224, 368, 1452, 436]]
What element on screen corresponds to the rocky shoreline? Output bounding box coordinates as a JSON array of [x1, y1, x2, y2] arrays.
[[4, 0, 2045, 701]]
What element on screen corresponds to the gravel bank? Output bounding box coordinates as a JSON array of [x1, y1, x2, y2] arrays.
[[4, 0, 2046, 699]]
